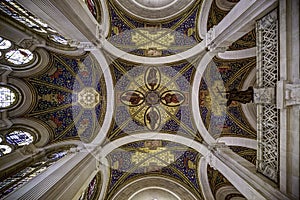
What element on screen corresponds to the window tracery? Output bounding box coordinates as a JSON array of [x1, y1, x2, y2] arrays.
[[0, 0, 69, 46], [0, 86, 17, 109], [6, 130, 34, 146], [0, 129, 35, 157], [0, 149, 70, 198], [0, 36, 36, 68], [78, 173, 100, 200], [0, 144, 12, 156], [5, 49, 34, 65], [0, 37, 12, 49]]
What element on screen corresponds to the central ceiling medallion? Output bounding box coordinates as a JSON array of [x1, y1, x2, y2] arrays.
[[119, 66, 185, 131], [78, 87, 100, 108], [145, 91, 160, 105]]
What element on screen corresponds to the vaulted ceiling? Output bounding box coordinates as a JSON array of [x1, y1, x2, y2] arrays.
[[0, 0, 260, 199]]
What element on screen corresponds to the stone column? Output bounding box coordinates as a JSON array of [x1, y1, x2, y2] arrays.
[[277, 0, 300, 199], [4, 145, 99, 200], [205, 143, 289, 200], [206, 0, 277, 53]]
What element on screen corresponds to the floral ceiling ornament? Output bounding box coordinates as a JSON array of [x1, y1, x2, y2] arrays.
[[78, 87, 100, 109], [120, 67, 185, 131]]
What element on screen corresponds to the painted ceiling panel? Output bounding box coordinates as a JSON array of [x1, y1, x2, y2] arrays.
[[23, 52, 107, 143], [107, 0, 203, 57], [199, 57, 256, 139], [106, 57, 202, 141], [106, 140, 203, 200]]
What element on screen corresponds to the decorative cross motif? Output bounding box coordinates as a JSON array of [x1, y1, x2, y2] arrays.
[[131, 29, 175, 50], [120, 67, 185, 130]]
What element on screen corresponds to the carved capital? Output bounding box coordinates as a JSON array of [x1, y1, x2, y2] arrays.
[[277, 80, 300, 108], [206, 26, 229, 53], [19, 143, 39, 155], [253, 87, 275, 104], [96, 24, 103, 40], [19, 37, 45, 51], [0, 118, 13, 129], [0, 66, 12, 81], [208, 142, 230, 154]]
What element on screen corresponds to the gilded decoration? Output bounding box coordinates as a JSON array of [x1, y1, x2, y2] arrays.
[[107, 0, 203, 56], [106, 140, 203, 200], [24, 52, 107, 142], [207, 165, 245, 199], [199, 57, 256, 139], [108, 57, 202, 141]]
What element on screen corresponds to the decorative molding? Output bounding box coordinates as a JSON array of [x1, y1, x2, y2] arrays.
[[208, 142, 229, 152], [19, 144, 40, 155], [19, 37, 46, 51], [69, 40, 98, 50], [206, 26, 216, 47], [256, 9, 279, 183], [215, 0, 237, 11], [277, 80, 300, 108]]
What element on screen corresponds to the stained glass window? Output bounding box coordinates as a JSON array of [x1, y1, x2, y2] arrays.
[[6, 130, 34, 146], [0, 37, 12, 49], [87, 176, 97, 200], [5, 49, 34, 65], [77, 174, 99, 200], [0, 86, 17, 108], [86, 0, 97, 18], [0, 150, 70, 198], [0, 145, 12, 156], [48, 35, 68, 45], [0, 0, 69, 45]]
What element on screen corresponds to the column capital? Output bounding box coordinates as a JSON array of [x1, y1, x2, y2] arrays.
[[257, 9, 278, 30], [277, 80, 300, 108], [19, 37, 46, 51], [205, 142, 230, 170]]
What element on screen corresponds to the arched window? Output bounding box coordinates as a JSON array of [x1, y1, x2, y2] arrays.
[[6, 130, 34, 146], [0, 149, 72, 198], [78, 173, 101, 200], [0, 37, 12, 49], [48, 34, 68, 45], [0, 145, 12, 157], [0, 86, 17, 109], [0, 1, 69, 46], [0, 36, 36, 68], [5, 49, 34, 65]]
